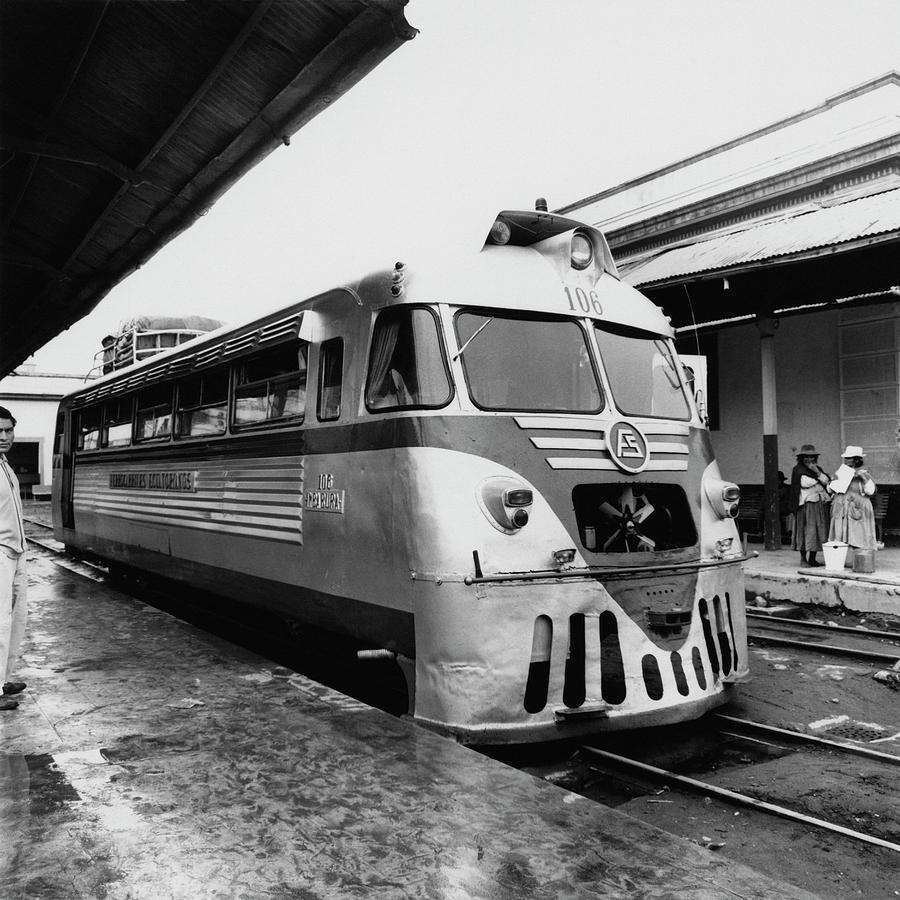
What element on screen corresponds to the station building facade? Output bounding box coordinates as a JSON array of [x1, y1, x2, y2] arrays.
[[0, 367, 86, 498], [561, 72, 900, 544]]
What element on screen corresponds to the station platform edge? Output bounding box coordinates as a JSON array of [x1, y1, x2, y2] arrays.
[[743, 544, 900, 615], [0, 548, 821, 900]]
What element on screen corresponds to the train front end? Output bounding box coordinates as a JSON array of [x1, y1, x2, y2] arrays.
[[393, 209, 749, 744]]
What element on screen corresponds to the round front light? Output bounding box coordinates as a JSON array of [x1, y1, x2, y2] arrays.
[[571, 232, 593, 270], [490, 219, 512, 245], [511, 508, 529, 528]]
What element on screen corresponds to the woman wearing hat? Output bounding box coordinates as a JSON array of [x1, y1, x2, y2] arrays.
[[828, 446, 877, 554], [789, 444, 831, 566]]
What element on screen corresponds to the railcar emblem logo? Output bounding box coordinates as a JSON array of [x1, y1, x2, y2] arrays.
[[606, 421, 649, 474]]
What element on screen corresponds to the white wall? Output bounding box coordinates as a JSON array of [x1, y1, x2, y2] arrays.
[[710, 309, 844, 482], [0, 395, 59, 487], [0, 373, 83, 490]]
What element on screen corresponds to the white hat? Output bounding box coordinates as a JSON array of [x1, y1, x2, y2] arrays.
[[842, 445, 865, 458]]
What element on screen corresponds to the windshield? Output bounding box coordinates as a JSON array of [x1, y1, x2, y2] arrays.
[[593, 322, 690, 419], [455, 311, 602, 412]]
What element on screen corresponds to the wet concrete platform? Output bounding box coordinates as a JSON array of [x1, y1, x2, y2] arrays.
[[0, 549, 820, 900], [744, 545, 900, 615]]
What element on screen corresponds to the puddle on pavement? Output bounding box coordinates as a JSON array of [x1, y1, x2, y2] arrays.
[[2, 747, 149, 844], [1, 752, 80, 824]]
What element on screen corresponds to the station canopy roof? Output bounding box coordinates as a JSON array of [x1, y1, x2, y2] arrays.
[[0, 0, 415, 376], [621, 187, 900, 289]]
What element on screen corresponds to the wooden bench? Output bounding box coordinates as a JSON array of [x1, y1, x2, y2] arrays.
[[31, 484, 52, 501], [736, 485, 766, 539], [872, 492, 890, 542]]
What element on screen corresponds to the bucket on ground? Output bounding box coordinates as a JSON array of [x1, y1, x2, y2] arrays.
[[822, 540, 848, 570], [852, 548, 875, 573]]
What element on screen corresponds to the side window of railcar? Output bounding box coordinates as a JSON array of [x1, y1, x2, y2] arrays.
[[366, 307, 452, 410], [102, 397, 133, 447], [135, 385, 174, 441], [53, 412, 66, 456], [233, 341, 308, 427], [317, 338, 344, 422], [176, 368, 228, 437], [76, 406, 102, 451]]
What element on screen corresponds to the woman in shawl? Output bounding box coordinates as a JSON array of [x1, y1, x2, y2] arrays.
[[789, 444, 831, 567], [828, 445, 876, 554]]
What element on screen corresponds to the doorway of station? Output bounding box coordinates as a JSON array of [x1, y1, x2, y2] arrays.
[[6, 441, 40, 498]]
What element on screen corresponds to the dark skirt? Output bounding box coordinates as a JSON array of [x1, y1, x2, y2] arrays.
[[791, 500, 829, 552]]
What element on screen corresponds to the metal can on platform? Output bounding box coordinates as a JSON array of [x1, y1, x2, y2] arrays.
[[852, 548, 875, 573]]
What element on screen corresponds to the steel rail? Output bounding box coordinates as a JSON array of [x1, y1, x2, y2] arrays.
[[746, 630, 900, 663], [713, 714, 900, 766], [25, 535, 66, 554], [580, 745, 900, 854], [26, 537, 108, 581], [747, 611, 900, 642]]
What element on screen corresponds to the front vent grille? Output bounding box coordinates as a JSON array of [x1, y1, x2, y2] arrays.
[[523, 596, 736, 715]]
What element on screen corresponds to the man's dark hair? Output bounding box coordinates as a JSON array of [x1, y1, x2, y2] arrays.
[[0, 406, 17, 426]]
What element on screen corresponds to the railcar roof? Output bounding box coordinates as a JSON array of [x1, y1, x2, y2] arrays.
[[64, 243, 673, 405]]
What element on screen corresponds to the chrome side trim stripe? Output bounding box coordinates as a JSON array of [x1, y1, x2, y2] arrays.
[[514, 416, 691, 437], [530, 437, 606, 451], [514, 416, 604, 432], [632, 422, 691, 436], [546, 458, 688, 471], [531, 437, 689, 454], [647, 442, 690, 454]]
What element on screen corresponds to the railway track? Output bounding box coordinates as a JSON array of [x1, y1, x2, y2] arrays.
[[747, 609, 900, 664], [576, 712, 900, 855], [579, 728, 900, 853], [483, 704, 900, 884]]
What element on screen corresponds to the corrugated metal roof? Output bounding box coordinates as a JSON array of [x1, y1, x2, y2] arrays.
[[622, 187, 900, 287]]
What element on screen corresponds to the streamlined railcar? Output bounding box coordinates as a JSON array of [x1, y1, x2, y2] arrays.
[[53, 207, 749, 744]]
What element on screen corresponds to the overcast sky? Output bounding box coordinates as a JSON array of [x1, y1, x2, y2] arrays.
[[28, 0, 900, 375]]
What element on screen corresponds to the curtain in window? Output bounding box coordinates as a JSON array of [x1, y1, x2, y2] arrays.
[[367, 316, 401, 407]]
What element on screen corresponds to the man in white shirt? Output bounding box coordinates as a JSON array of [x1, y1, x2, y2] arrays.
[[0, 406, 27, 711]]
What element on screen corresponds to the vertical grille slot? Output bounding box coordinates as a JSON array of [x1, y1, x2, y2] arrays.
[[698, 597, 720, 679], [726, 592, 739, 670], [671, 651, 689, 696], [642, 654, 664, 700], [713, 595, 732, 676], [563, 614, 586, 708], [523, 615, 552, 713], [692, 646, 707, 689], [599, 610, 626, 704]]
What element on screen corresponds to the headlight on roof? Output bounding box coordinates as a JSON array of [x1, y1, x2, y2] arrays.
[[489, 219, 512, 245], [571, 231, 593, 270]]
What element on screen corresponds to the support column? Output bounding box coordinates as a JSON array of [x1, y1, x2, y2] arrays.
[[757, 316, 781, 550]]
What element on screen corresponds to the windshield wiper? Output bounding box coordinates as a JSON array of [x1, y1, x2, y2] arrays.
[[654, 340, 683, 390], [453, 317, 494, 361]]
